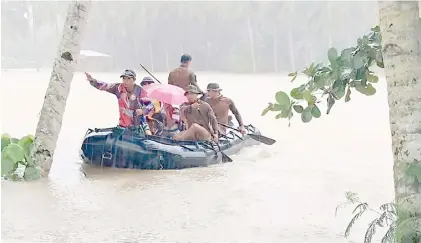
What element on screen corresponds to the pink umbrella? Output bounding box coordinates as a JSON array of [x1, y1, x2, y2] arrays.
[[143, 83, 188, 105]]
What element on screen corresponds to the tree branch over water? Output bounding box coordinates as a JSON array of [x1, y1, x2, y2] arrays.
[[262, 26, 383, 125]]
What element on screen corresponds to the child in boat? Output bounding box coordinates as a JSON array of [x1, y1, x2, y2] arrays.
[[162, 104, 183, 138]]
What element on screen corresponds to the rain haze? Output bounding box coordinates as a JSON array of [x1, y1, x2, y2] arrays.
[[1, 1, 395, 243]]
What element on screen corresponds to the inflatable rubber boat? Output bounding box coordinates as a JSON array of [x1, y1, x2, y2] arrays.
[[79, 124, 261, 170]]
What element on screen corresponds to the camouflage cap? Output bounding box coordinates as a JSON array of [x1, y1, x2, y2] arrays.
[[120, 69, 136, 78]]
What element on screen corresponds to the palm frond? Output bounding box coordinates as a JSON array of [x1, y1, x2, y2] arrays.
[[352, 202, 368, 214], [345, 203, 368, 238], [364, 218, 379, 243], [380, 203, 397, 215], [381, 222, 397, 243]]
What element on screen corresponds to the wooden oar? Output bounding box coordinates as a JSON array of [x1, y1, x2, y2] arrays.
[[218, 123, 276, 145]]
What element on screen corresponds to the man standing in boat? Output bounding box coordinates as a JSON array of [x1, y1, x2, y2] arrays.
[[204, 83, 247, 135], [84, 69, 151, 135], [168, 54, 204, 95], [173, 85, 219, 142]]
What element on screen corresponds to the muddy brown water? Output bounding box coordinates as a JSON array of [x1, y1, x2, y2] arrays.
[[1, 70, 394, 243]]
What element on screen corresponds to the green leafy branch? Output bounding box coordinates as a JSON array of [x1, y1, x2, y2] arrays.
[[262, 25, 383, 124], [1, 133, 40, 181], [336, 190, 421, 243]]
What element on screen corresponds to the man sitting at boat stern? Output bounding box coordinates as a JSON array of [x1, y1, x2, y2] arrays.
[[173, 85, 219, 142], [204, 83, 246, 135]]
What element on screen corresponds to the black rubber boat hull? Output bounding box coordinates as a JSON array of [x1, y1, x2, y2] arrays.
[[79, 124, 261, 170]]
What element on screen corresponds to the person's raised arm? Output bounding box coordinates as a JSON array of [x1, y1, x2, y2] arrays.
[[85, 72, 118, 95]]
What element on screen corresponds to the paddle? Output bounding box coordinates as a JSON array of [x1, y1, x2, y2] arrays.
[[197, 110, 233, 163], [140, 64, 162, 84], [218, 122, 276, 145]]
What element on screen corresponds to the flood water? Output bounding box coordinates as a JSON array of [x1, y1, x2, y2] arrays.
[[1, 69, 394, 243]]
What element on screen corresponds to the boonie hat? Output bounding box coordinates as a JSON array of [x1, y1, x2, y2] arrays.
[[206, 83, 222, 91], [184, 85, 201, 95]]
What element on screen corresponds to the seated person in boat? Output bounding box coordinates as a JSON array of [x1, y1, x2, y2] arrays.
[[85, 69, 149, 132], [162, 104, 183, 138], [173, 85, 219, 142], [204, 83, 246, 135], [139, 76, 165, 124]]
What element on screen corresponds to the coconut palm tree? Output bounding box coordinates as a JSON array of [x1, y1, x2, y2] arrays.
[[30, 1, 92, 174], [378, 3, 421, 241]]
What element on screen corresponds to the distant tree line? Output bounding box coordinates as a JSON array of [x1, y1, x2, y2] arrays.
[[1, 1, 378, 73]]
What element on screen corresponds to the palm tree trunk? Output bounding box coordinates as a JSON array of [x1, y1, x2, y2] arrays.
[[378, 0, 421, 225], [30, 1, 91, 174]]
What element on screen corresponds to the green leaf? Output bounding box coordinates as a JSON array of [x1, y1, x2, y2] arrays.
[[371, 25, 380, 32], [23, 166, 41, 181], [301, 106, 313, 123], [366, 73, 379, 83], [10, 138, 19, 144], [311, 105, 321, 118], [288, 72, 298, 82], [293, 105, 304, 113], [18, 135, 34, 161], [375, 51, 384, 67], [261, 107, 270, 116], [302, 90, 313, 103], [327, 47, 338, 64], [340, 68, 353, 81], [3, 143, 25, 164], [275, 91, 291, 108], [340, 48, 356, 67], [355, 82, 376, 96], [327, 94, 336, 114], [352, 54, 365, 69], [314, 72, 328, 87], [345, 87, 352, 102], [395, 217, 421, 243], [1, 152, 15, 177], [271, 104, 283, 111], [302, 62, 316, 76], [290, 88, 303, 100], [1, 134, 11, 151], [280, 108, 290, 118], [355, 68, 366, 81], [332, 80, 347, 99]]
